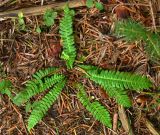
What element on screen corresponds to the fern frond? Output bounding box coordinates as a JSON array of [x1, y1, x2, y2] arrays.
[[145, 33, 160, 63], [106, 87, 131, 107], [0, 80, 12, 98], [0, 80, 11, 91], [59, 6, 76, 69], [13, 72, 65, 106], [32, 67, 59, 82], [77, 84, 112, 128], [115, 19, 147, 41], [115, 19, 160, 64], [27, 79, 66, 131], [79, 65, 152, 90]]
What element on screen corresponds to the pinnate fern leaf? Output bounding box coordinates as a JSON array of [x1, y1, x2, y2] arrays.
[[59, 6, 76, 69], [115, 19, 160, 64], [0, 79, 12, 98], [79, 65, 152, 91], [77, 84, 112, 128], [106, 87, 131, 107], [13, 68, 65, 106], [115, 19, 147, 41], [27, 79, 66, 131]]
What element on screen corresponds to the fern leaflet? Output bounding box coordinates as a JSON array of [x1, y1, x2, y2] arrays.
[[77, 84, 112, 128], [59, 6, 76, 69], [27, 79, 66, 131]]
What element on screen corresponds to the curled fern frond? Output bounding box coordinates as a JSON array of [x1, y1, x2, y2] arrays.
[[59, 6, 76, 69], [27, 79, 66, 131], [77, 84, 112, 128], [79, 65, 152, 91], [115, 19, 160, 64], [13, 68, 65, 106]]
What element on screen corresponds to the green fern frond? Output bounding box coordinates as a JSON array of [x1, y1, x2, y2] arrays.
[[145, 33, 160, 63], [27, 79, 66, 131], [115, 19, 147, 41], [59, 6, 76, 69], [13, 68, 65, 106], [0, 80, 11, 91], [79, 65, 152, 91], [0, 80, 12, 98], [106, 87, 131, 107], [115, 19, 160, 64], [32, 67, 59, 81], [77, 84, 112, 128]]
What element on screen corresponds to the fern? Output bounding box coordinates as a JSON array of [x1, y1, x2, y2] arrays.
[[59, 6, 76, 69], [27, 79, 66, 131], [115, 19, 160, 64], [13, 68, 65, 106], [76, 84, 112, 128]]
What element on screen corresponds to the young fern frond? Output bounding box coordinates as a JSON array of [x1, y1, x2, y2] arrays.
[[59, 6, 76, 69], [27, 79, 66, 131], [79, 65, 152, 91], [115, 19, 160, 64], [13, 68, 65, 106], [77, 84, 112, 128]]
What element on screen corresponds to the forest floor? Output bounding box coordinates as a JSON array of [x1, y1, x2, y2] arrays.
[[0, 0, 160, 135]]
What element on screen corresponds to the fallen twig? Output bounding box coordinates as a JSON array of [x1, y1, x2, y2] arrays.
[[118, 105, 134, 135], [0, 0, 85, 20]]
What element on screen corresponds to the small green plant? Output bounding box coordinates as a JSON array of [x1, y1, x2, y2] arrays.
[[43, 9, 57, 27], [114, 19, 160, 64], [86, 0, 104, 11], [18, 12, 26, 31], [2, 6, 152, 132]]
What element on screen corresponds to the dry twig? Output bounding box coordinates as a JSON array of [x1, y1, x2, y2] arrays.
[[0, 0, 85, 20]]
